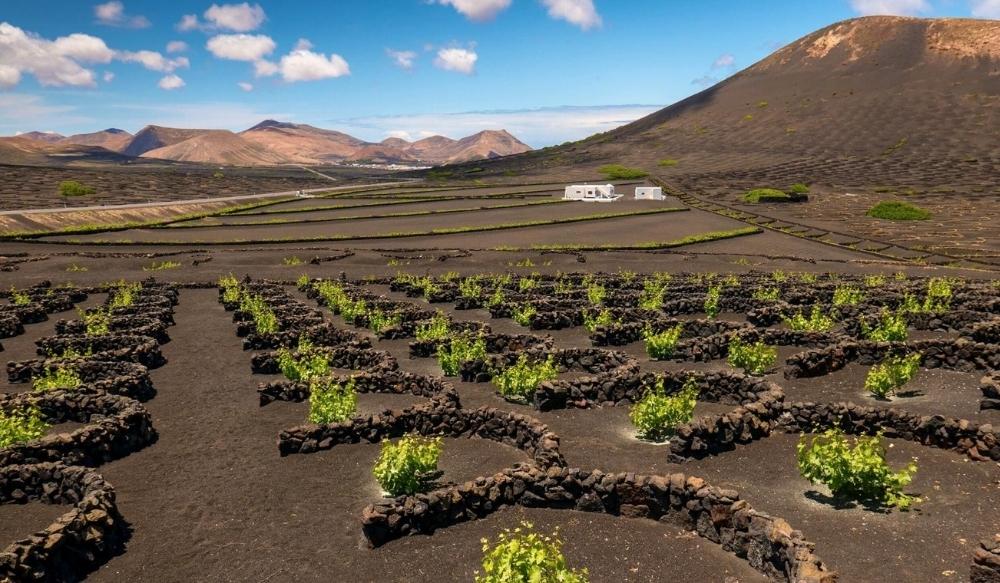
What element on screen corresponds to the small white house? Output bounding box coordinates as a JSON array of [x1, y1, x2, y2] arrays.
[[563, 184, 620, 202], [634, 186, 665, 201]]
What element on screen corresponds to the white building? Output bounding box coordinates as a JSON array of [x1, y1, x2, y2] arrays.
[[563, 184, 620, 202], [634, 186, 665, 201]]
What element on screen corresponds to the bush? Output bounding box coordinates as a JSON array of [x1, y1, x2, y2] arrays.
[[743, 188, 790, 203], [0, 407, 49, 448], [658, 158, 679, 167], [283, 256, 304, 266], [865, 353, 920, 399], [307, 377, 357, 424], [797, 429, 917, 509], [703, 285, 721, 318], [276, 340, 329, 381], [862, 309, 908, 342], [459, 277, 483, 299], [32, 366, 82, 392], [901, 277, 954, 313], [58, 180, 96, 197], [639, 278, 668, 310], [752, 287, 780, 301], [788, 183, 810, 194], [366, 308, 401, 333], [240, 293, 278, 334], [143, 261, 181, 271], [9, 288, 30, 305], [108, 280, 142, 309], [512, 304, 536, 327], [866, 201, 931, 221], [79, 308, 110, 336], [415, 312, 450, 342], [597, 164, 648, 180], [629, 377, 698, 441], [582, 309, 615, 333], [476, 521, 588, 583], [585, 283, 606, 305], [437, 335, 487, 376], [372, 434, 443, 496], [782, 306, 835, 332], [727, 336, 777, 375], [833, 285, 864, 306], [493, 355, 558, 403], [643, 324, 683, 360]]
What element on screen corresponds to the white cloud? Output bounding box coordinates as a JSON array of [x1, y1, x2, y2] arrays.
[[849, 0, 930, 15], [203, 3, 266, 32], [103, 71, 115, 82], [112, 101, 292, 132], [971, 0, 1000, 17], [434, 47, 478, 74], [0, 94, 89, 131], [158, 74, 185, 90], [294, 38, 313, 51], [540, 0, 602, 30], [712, 53, 735, 69], [279, 49, 350, 82], [206, 34, 275, 61], [94, 1, 150, 28], [253, 59, 279, 77], [0, 23, 108, 87], [386, 49, 417, 70], [238, 81, 253, 91], [433, 0, 512, 21], [0, 65, 21, 89], [166, 41, 188, 53], [332, 104, 661, 148], [385, 130, 414, 141], [177, 14, 200, 32], [116, 50, 189, 73]]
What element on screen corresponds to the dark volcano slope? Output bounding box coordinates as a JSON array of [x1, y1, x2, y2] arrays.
[[450, 16, 1000, 188]]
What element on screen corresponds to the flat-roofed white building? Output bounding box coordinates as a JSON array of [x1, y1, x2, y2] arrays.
[[563, 184, 620, 202], [634, 186, 665, 201]]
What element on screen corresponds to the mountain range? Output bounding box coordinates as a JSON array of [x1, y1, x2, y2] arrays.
[[0, 122, 531, 167]]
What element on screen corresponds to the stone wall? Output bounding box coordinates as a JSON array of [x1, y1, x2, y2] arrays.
[[972, 535, 1000, 583]]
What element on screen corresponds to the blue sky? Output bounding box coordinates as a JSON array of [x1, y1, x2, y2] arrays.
[[1, 0, 996, 146]]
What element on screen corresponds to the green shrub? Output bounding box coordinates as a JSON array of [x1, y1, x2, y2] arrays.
[[865, 353, 920, 399], [863, 274, 886, 288], [643, 324, 683, 360], [0, 407, 50, 448], [240, 293, 279, 334], [372, 434, 443, 496], [658, 158, 679, 167], [493, 355, 558, 403], [486, 287, 506, 308], [58, 180, 96, 197], [437, 335, 488, 376], [32, 366, 83, 392], [66, 263, 88, 272], [582, 309, 615, 333], [862, 310, 908, 342], [866, 201, 930, 221], [752, 287, 780, 301], [276, 341, 329, 381], [597, 164, 648, 180], [367, 308, 401, 334], [79, 308, 110, 336], [9, 288, 30, 305], [219, 274, 241, 303], [308, 377, 357, 424], [415, 312, 450, 342], [727, 336, 777, 375], [789, 183, 810, 194], [797, 429, 917, 509], [143, 260, 181, 271], [518, 277, 537, 292], [743, 188, 790, 203], [585, 283, 606, 306], [640, 278, 668, 310], [703, 285, 721, 318], [459, 277, 483, 299], [833, 285, 864, 306], [108, 280, 142, 309], [476, 521, 588, 583], [901, 277, 954, 313], [782, 306, 835, 332], [283, 256, 304, 266], [629, 377, 698, 441], [512, 304, 536, 327]]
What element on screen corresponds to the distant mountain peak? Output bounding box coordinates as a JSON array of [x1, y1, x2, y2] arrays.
[[246, 119, 300, 131]]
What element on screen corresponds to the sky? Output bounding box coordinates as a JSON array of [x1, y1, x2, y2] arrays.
[[0, 0, 997, 147]]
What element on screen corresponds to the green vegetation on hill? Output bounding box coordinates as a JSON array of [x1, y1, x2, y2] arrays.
[[597, 164, 649, 180], [657, 159, 679, 167], [743, 188, 791, 203], [866, 201, 931, 221], [58, 180, 96, 197]]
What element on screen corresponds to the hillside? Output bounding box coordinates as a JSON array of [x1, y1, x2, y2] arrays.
[[123, 126, 216, 158], [140, 130, 288, 166], [452, 16, 1000, 187], [61, 129, 133, 153]]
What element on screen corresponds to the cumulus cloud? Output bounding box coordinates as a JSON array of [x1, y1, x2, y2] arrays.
[[712, 53, 735, 69], [166, 41, 188, 53], [540, 0, 602, 30], [0, 23, 112, 87], [158, 74, 185, 90], [94, 1, 150, 28], [849, 0, 930, 15], [253, 59, 279, 77], [204, 3, 266, 32], [386, 49, 417, 70], [294, 38, 313, 51], [116, 50, 189, 73], [433, 0, 512, 21], [970, 0, 1000, 17], [206, 34, 275, 61], [434, 47, 478, 74], [279, 49, 350, 82], [238, 81, 254, 91], [177, 14, 200, 32]]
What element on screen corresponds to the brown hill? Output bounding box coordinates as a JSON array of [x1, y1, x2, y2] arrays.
[[61, 129, 133, 152], [140, 131, 287, 166], [123, 126, 214, 158], [0, 136, 131, 166], [455, 16, 1000, 186], [17, 131, 65, 143], [239, 120, 369, 164]]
